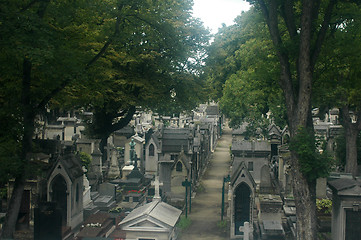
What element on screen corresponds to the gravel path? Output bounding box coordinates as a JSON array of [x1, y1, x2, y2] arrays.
[[179, 125, 232, 240]]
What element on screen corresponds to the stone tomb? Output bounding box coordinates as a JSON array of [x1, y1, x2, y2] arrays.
[[260, 220, 285, 239], [77, 212, 116, 239], [328, 176, 361, 240], [229, 161, 257, 239], [47, 149, 84, 229], [118, 200, 182, 240], [258, 194, 285, 240]]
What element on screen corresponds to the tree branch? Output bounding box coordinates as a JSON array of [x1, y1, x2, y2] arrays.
[[35, 5, 125, 112], [281, 0, 297, 39], [20, 0, 39, 13], [258, 0, 296, 125], [109, 106, 136, 133], [311, 0, 337, 70]]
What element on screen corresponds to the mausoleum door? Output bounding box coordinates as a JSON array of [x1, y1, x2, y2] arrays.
[[51, 175, 67, 225], [234, 182, 251, 235], [345, 210, 361, 240]]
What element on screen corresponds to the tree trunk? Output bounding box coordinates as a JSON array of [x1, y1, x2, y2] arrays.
[[290, 152, 317, 239], [1, 59, 35, 239], [345, 127, 358, 176], [1, 176, 26, 239], [255, 0, 334, 238], [342, 106, 360, 177], [100, 135, 108, 165]]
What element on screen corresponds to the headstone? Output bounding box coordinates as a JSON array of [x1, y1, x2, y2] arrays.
[[93, 195, 116, 212], [316, 177, 327, 198], [107, 147, 121, 179], [34, 202, 62, 240], [98, 182, 117, 200], [261, 220, 285, 239]]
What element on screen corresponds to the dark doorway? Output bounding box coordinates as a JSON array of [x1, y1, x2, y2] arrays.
[[346, 210, 361, 240], [271, 144, 278, 158], [51, 175, 67, 225], [234, 182, 251, 235]]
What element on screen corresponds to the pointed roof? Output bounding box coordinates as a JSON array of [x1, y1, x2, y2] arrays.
[[171, 149, 191, 170], [48, 153, 83, 182], [119, 200, 181, 228], [268, 124, 281, 136], [231, 161, 256, 189]]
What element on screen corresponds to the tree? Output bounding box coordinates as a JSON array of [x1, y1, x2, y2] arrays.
[[205, 8, 286, 134], [313, 2, 361, 176], [53, 0, 210, 161], [0, 1, 109, 237], [245, 1, 339, 239], [0, 0, 209, 237]]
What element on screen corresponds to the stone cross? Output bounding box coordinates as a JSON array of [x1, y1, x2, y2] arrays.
[[151, 176, 163, 201], [243, 221, 250, 240]]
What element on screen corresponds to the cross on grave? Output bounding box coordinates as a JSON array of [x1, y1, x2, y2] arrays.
[[182, 178, 192, 217], [151, 176, 163, 201]]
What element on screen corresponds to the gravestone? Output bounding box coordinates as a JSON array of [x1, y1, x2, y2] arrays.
[[98, 182, 119, 201], [34, 202, 62, 240], [260, 220, 285, 239], [93, 195, 116, 212], [260, 165, 272, 194], [107, 147, 121, 179]]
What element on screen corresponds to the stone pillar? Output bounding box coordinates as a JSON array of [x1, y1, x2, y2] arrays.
[[83, 167, 92, 207], [108, 148, 120, 179]]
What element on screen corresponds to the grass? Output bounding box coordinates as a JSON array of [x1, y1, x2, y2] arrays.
[[196, 182, 205, 193], [217, 220, 228, 232], [176, 216, 192, 229]]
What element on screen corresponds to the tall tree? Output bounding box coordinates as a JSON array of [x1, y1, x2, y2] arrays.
[[0, 0, 209, 237], [53, 0, 210, 161], [1, 1, 108, 237], [313, 2, 361, 176], [246, 0, 338, 239], [205, 9, 286, 131]]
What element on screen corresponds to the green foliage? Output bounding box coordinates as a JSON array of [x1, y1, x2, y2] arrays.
[[176, 216, 192, 229], [313, 2, 361, 118], [335, 131, 361, 168], [316, 198, 332, 215], [77, 152, 92, 171], [205, 8, 287, 130], [109, 206, 123, 213], [0, 187, 7, 199], [289, 127, 333, 182], [217, 220, 228, 232]]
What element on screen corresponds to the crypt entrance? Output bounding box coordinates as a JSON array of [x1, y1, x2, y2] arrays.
[[234, 182, 252, 235], [50, 174, 68, 225]]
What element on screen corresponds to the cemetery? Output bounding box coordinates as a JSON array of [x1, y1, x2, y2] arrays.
[[0, 103, 221, 239], [225, 108, 361, 240], [2, 1, 361, 240], [0, 102, 360, 240]]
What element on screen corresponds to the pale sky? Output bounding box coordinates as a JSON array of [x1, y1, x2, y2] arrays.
[[192, 0, 251, 33]]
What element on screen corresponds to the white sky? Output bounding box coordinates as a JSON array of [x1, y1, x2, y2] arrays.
[[192, 0, 251, 33]]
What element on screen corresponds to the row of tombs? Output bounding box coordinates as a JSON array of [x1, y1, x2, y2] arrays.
[[1, 107, 222, 239], [228, 124, 361, 240]]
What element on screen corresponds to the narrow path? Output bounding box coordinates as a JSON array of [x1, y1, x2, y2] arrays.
[[179, 125, 232, 240]]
